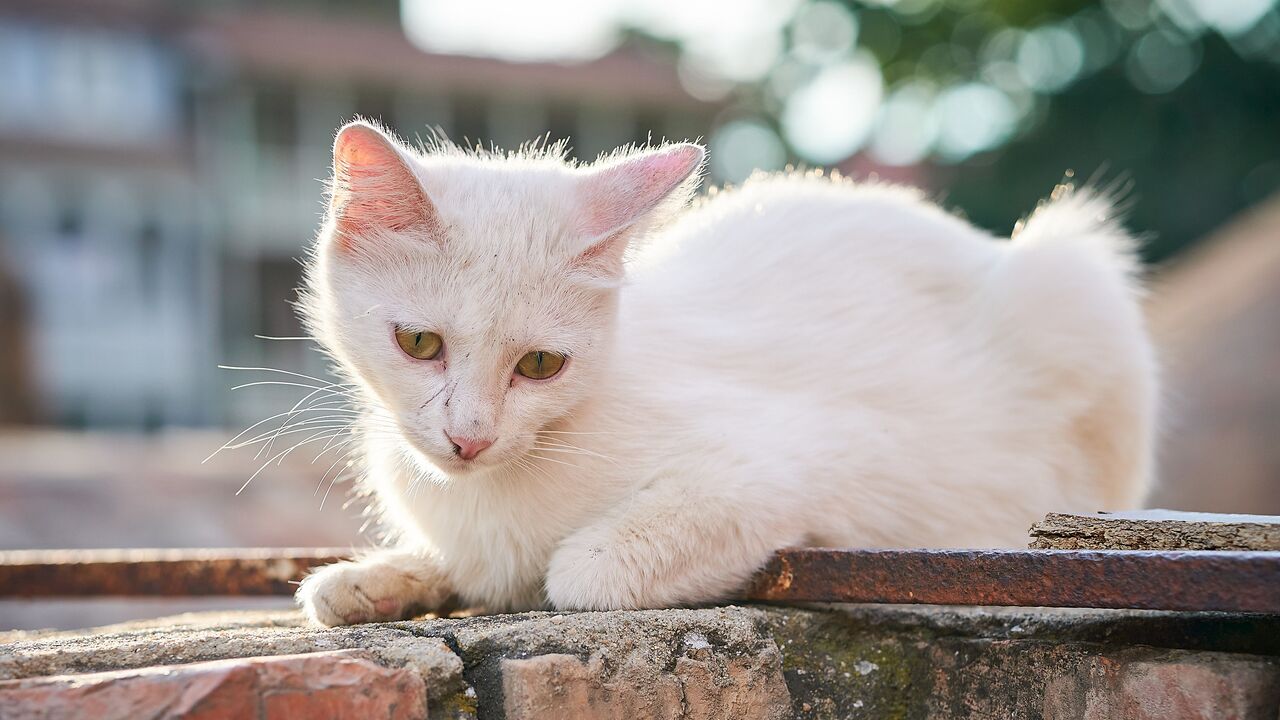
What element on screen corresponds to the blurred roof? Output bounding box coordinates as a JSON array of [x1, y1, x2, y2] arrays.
[[191, 10, 705, 108], [1147, 192, 1280, 354], [3, 0, 712, 109], [1146, 192, 1280, 515]]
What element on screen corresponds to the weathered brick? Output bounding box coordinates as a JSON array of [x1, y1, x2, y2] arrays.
[[501, 648, 790, 720], [502, 653, 603, 716], [1043, 656, 1280, 720], [674, 650, 792, 720], [0, 649, 427, 720]]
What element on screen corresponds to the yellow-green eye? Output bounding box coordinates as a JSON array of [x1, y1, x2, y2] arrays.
[[515, 350, 566, 380], [395, 328, 443, 360]]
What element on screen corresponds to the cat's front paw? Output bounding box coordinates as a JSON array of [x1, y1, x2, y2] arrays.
[[296, 560, 427, 626], [545, 539, 649, 611]]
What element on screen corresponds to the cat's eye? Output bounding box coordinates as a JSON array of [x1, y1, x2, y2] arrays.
[[515, 350, 566, 380], [395, 328, 444, 360]]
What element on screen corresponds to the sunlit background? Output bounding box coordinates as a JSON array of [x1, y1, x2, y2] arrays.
[[1, 0, 1279, 628]]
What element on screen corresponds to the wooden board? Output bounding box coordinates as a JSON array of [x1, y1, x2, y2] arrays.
[[1029, 509, 1280, 551]]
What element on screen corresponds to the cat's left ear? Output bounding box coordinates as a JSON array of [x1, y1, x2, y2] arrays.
[[572, 143, 705, 280]]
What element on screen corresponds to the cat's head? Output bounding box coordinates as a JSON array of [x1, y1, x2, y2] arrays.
[[301, 120, 703, 476]]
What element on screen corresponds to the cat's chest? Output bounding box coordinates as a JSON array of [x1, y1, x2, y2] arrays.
[[364, 434, 635, 607], [431, 510, 553, 608], [393, 468, 602, 608]]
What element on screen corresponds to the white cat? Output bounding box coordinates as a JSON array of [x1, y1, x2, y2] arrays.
[[292, 120, 1156, 625]]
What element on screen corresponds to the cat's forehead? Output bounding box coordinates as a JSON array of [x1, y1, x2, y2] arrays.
[[414, 158, 581, 251], [378, 230, 584, 343]]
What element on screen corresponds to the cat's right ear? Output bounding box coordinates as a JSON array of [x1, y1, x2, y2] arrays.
[[328, 121, 440, 250]]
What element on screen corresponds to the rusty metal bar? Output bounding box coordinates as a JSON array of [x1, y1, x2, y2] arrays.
[[744, 548, 1280, 614], [0, 548, 348, 598], [1, 547, 1277, 613]]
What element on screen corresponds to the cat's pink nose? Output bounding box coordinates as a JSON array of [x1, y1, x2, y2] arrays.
[[446, 433, 493, 460]]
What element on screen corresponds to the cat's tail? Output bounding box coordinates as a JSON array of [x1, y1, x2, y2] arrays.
[[989, 184, 1157, 508], [1009, 185, 1143, 284], [999, 186, 1149, 374]]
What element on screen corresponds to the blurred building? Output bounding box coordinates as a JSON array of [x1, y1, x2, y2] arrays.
[[0, 0, 717, 429], [0, 247, 37, 424]]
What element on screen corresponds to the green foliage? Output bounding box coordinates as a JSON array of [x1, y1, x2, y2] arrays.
[[757, 0, 1280, 261], [951, 36, 1280, 262]]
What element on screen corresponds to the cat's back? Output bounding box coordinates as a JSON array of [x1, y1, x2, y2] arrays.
[[614, 176, 1154, 522], [630, 174, 1000, 314], [622, 174, 1006, 378]]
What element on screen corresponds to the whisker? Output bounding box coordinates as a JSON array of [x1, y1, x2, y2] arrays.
[[230, 380, 361, 400], [217, 364, 349, 387], [320, 449, 361, 510], [312, 426, 358, 461], [537, 430, 620, 436], [525, 452, 584, 470], [511, 456, 554, 484], [214, 405, 367, 444], [534, 436, 612, 452], [206, 406, 379, 463], [315, 438, 361, 495], [533, 438, 619, 465], [236, 428, 357, 495], [237, 414, 402, 441], [314, 429, 381, 464], [530, 444, 617, 465], [223, 423, 356, 451], [212, 364, 398, 500], [273, 428, 350, 467], [256, 381, 367, 459]]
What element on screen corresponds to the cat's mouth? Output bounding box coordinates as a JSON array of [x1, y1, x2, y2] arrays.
[[434, 450, 495, 473], [401, 431, 503, 476]]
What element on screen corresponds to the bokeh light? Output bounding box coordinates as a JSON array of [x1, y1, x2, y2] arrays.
[[710, 119, 788, 182], [869, 80, 939, 165], [1183, 0, 1275, 35], [402, 0, 620, 61], [1017, 24, 1086, 92], [1126, 30, 1202, 93], [781, 53, 884, 164], [790, 1, 859, 63], [933, 82, 1017, 162]]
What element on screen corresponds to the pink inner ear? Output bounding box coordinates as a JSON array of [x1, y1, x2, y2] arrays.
[[570, 231, 629, 280], [332, 124, 437, 246], [580, 144, 703, 239]]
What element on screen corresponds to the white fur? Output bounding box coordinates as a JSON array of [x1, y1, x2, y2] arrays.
[[294, 122, 1157, 625]]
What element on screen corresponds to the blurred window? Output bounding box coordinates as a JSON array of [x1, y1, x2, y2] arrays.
[[0, 20, 177, 143], [138, 222, 162, 301], [451, 97, 491, 147], [546, 104, 577, 152], [255, 257, 305, 340], [254, 83, 298, 150], [355, 88, 396, 131], [633, 108, 665, 146]]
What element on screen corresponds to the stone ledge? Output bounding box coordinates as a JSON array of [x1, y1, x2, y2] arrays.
[[2, 605, 1278, 719]]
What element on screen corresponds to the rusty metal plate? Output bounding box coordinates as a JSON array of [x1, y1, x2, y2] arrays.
[[744, 548, 1280, 614], [0, 548, 347, 598], [2, 547, 1278, 614]]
